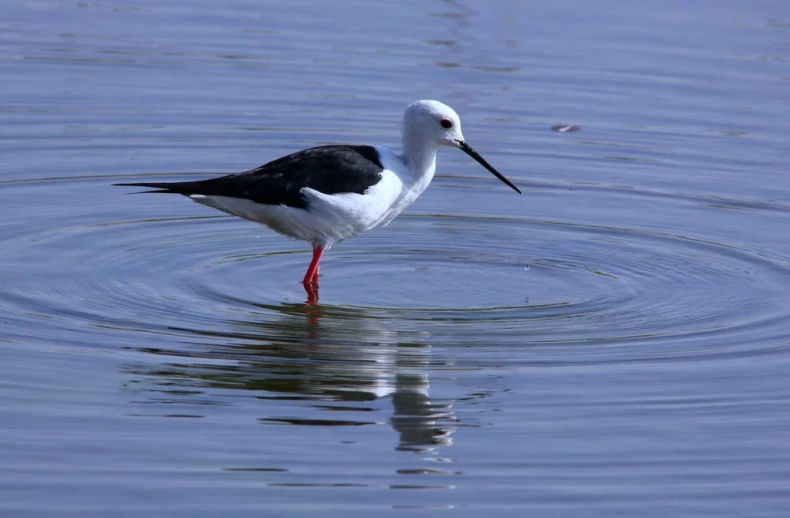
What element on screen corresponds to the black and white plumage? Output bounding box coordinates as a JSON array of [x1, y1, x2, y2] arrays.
[[128, 145, 384, 210], [116, 100, 521, 303]]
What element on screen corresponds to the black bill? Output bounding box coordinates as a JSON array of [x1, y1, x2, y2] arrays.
[[457, 140, 522, 194]]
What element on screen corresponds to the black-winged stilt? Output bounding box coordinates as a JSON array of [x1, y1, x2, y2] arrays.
[[116, 100, 522, 303]]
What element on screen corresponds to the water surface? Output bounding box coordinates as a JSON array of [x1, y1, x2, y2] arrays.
[[2, 0, 790, 516]]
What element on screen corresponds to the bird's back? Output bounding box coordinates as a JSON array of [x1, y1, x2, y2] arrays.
[[117, 145, 385, 209]]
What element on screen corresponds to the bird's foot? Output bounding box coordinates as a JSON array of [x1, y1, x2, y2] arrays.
[[302, 276, 320, 305]]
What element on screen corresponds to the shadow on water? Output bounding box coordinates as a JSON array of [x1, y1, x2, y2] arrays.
[[123, 303, 455, 454]]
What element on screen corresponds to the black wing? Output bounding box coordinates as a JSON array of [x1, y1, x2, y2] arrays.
[[114, 145, 384, 209]]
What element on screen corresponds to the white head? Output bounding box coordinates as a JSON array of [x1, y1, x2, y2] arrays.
[[401, 100, 523, 194], [403, 100, 465, 148]]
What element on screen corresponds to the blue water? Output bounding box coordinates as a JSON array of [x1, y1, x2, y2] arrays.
[[2, 0, 790, 516]]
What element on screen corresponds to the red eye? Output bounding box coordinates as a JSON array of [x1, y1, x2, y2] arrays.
[[440, 118, 453, 129]]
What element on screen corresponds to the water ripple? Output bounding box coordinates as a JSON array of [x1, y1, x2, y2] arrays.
[[2, 177, 789, 367]]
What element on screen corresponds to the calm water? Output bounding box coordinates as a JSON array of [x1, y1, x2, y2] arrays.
[[2, 0, 790, 516]]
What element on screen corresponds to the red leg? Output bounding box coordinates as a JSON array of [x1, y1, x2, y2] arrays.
[[304, 281, 319, 305], [303, 245, 325, 285], [302, 245, 324, 304]]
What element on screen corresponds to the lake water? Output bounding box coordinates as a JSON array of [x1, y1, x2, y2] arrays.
[[2, 0, 790, 516]]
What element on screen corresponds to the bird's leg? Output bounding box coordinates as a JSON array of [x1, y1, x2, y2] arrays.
[[303, 245, 325, 286], [302, 245, 324, 305], [304, 282, 319, 305]]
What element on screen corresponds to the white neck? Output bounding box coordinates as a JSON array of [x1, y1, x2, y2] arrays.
[[401, 131, 438, 180]]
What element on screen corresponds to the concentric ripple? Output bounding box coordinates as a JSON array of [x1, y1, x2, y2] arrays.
[[2, 176, 790, 365]]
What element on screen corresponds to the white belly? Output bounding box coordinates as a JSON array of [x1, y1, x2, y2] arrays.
[[188, 170, 406, 246]]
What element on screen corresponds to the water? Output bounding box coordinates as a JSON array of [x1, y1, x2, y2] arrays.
[[2, 0, 790, 516]]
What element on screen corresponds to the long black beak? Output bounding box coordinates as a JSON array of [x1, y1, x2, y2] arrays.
[[457, 140, 522, 194]]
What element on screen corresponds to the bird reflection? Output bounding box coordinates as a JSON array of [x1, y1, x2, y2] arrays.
[[125, 303, 454, 454], [391, 373, 453, 452]]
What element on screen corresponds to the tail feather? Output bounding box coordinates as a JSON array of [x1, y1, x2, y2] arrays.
[[114, 181, 195, 195]]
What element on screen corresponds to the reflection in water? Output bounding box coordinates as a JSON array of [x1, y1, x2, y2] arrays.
[[124, 303, 454, 454], [391, 372, 453, 452]]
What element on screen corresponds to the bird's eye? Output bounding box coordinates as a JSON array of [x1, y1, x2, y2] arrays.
[[440, 118, 453, 129]]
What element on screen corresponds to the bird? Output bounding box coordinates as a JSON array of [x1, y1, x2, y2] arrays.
[[116, 100, 522, 303]]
